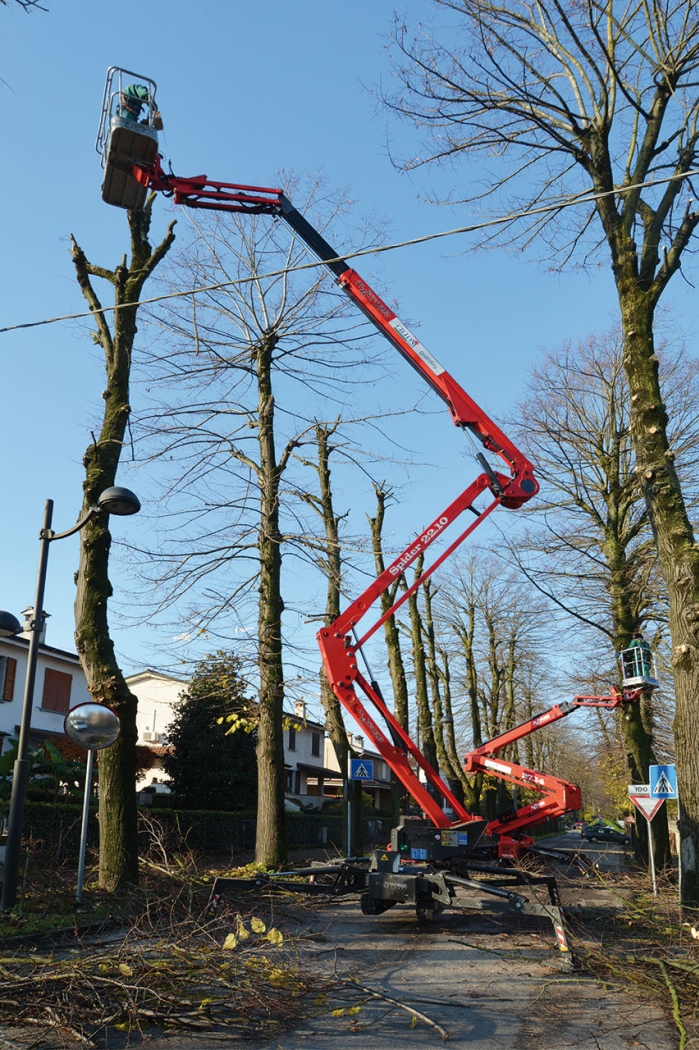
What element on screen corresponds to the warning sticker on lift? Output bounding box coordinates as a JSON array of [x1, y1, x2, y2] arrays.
[[440, 829, 472, 848]]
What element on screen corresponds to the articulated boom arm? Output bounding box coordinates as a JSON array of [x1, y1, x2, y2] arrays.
[[464, 688, 642, 849], [128, 155, 539, 830], [140, 160, 538, 504]]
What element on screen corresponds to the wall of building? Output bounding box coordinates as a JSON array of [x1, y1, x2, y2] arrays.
[[0, 636, 91, 753], [126, 671, 188, 748]]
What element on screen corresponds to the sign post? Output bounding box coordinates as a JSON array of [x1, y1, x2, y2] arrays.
[[347, 758, 374, 859], [628, 783, 665, 897]]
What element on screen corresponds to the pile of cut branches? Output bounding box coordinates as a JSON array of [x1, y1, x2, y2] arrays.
[[572, 870, 699, 1049], [0, 858, 327, 1047]]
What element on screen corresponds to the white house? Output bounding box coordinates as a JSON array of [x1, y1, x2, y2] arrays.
[[125, 669, 187, 792], [286, 703, 393, 811], [126, 669, 187, 748], [0, 629, 92, 753], [283, 700, 339, 807], [320, 734, 393, 812]]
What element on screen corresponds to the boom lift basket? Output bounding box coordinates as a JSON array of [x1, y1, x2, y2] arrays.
[[619, 645, 659, 689], [96, 67, 160, 210]]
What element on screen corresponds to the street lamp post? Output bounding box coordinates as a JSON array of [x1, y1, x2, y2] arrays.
[[0, 487, 140, 912]]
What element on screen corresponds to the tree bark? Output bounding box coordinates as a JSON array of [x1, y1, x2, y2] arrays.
[[598, 214, 687, 878], [406, 557, 438, 779], [71, 197, 175, 890]]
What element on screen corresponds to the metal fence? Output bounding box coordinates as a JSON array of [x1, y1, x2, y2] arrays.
[[6, 802, 389, 862]]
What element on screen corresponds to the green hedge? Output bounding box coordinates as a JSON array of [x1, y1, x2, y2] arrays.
[[2, 802, 387, 860]]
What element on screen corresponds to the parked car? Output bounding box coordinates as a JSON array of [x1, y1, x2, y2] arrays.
[[581, 823, 630, 845]]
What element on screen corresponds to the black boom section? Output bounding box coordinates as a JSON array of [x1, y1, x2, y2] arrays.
[[278, 195, 351, 278]]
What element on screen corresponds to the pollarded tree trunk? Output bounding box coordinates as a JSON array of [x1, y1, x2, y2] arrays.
[[406, 557, 438, 778], [255, 333, 289, 869], [71, 197, 176, 890], [369, 485, 410, 823], [619, 288, 699, 893], [305, 422, 363, 851]]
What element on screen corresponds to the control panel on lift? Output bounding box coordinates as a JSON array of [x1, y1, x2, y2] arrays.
[[390, 816, 489, 862]]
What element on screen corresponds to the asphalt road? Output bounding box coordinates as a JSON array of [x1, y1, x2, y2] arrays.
[[544, 828, 631, 873]]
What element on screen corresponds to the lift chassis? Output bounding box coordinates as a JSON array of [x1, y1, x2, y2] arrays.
[[209, 820, 571, 962]]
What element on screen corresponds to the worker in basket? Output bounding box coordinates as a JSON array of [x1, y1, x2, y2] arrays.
[[118, 83, 163, 129], [628, 629, 653, 678]]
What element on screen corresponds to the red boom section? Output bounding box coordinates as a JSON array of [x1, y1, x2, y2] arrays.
[[318, 477, 500, 828], [464, 689, 641, 856], [131, 158, 541, 831]]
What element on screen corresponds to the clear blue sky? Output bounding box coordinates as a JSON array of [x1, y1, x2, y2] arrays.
[[1, 1, 694, 682]]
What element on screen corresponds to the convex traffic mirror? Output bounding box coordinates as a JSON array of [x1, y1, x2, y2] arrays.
[[64, 703, 121, 750]]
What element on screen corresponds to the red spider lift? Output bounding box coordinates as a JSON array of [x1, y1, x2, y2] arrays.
[[467, 686, 643, 864], [95, 71, 646, 960]]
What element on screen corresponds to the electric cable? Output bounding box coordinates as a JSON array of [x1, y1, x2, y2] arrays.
[[1, 166, 697, 336]]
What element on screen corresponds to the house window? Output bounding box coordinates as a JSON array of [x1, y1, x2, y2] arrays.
[[41, 669, 72, 713], [0, 657, 17, 702], [311, 732, 320, 757], [288, 726, 296, 751]]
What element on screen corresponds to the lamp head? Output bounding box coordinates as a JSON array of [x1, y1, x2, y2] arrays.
[[97, 487, 141, 516], [0, 611, 21, 638]]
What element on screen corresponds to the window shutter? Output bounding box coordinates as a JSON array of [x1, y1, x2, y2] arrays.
[[2, 658, 17, 701], [42, 669, 72, 713]]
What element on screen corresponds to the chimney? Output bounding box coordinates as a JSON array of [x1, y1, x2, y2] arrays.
[[20, 607, 50, 645], [294, 700, 306, 720]]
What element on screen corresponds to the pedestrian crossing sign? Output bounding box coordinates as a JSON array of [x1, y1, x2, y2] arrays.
[[649, 764, 677, 799], [349, 758, 374, 781]]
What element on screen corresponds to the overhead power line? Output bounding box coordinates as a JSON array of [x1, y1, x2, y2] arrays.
[[1, 167, 697, 337]]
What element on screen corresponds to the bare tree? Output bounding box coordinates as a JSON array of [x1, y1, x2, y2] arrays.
[[435, 555, 556, 818], [510, 329, 699, 866], [367, 484, 412, 821], [70, 197, 176, 889], [136, 188, 382, 867], [389, 0, 699, 901], [2, 1, 47, 9], [297, 420, 363, 848]]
